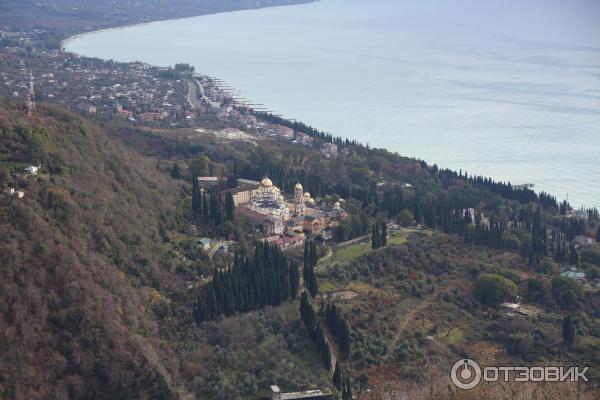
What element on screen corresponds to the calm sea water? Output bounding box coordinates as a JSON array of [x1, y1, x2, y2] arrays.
[[65, 0, 600, 208]]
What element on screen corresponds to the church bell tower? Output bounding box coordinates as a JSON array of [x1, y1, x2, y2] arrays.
[[294, 182, 305, 214]]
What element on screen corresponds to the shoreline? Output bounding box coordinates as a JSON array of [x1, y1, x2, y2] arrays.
[[61, 1, 321, 53], [60, 3, 596, 210]]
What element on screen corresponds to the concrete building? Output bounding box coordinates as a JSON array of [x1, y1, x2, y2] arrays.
[[197, 176, 224, 189], [270, 385, 334, 400], [198, 238, 211, 250]]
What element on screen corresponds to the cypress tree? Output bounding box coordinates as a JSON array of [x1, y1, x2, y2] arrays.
[[562, 314, 575, 346], [569, 243, 580, 265], [196, 244, 296, 323], [339, 319, 351, 357], [596, 227, 600, 242], [332, 361, 342, 390], [170, 163, 181, 179], [371, 223, 379, 249], [201, 191, 209, 221], [303, 240, 318, 297], [310, 240, 318, 267], [381, 222, 387, 246], [303, 240, 310, 284], [225, 192, 235, 221], [307, 264, 319, 297], [300, 291, 315, 330], [191, 178, 201, 214], [323, 340, 331, 370], [290, 262, 299, 300]]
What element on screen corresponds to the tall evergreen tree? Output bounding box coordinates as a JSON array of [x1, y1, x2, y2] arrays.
[[194, 243, 296, 323], [569, 243, 580, 265], [191, 178, 201, 214], [290, 262, 299, 300], [307, 265, 319, 298], [562, 314, 575, 347], [201, 191, 209, 221], [371, 223, 379, 249], [303, 240, 319, 297], [225, 192, 235, 221], [310, 240, 318, 267], [596, 226, 600, 242], [332, 361, 342, 390], [300, 291, 315, 330], [323, 341, 331, 370], [339, 319, 351, 357], [303, 240, 310, 282], [381, 222, 387, 246], [170, 163, 181, 179]]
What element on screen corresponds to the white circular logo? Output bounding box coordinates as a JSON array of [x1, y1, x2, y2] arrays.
[[451, 359, 482, 389]]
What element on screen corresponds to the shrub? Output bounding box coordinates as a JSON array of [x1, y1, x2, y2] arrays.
[[474, 273, 518, 305]]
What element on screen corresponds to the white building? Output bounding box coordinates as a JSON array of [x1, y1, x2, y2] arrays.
[[24, 165, 39, 175], [294, 182, 305, 214], [247, 178, 290, 221]]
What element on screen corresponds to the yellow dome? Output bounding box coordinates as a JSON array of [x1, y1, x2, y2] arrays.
[[295, 182, 303, 190], [304, 192, 310, 197], [261, 177, 273, 187]]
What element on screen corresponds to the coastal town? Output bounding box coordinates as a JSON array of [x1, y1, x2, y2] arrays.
[[0, 26, 345, 156]]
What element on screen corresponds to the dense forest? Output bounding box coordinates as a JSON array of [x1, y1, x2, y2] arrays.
[[0, 101, 185, 398]]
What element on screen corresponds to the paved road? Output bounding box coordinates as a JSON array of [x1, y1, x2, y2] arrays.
[[186, 79, 202, 110]]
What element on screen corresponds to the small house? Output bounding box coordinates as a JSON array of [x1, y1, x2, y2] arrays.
[[198, 238, 211, 250], [561, 270, 586, 283], [24, 165, 39, 175], [500, 302, 530, 317], [270, 385, 334, 400]]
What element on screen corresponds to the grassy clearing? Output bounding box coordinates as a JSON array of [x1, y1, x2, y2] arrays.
[[319, 230, 410, 270], [439, 326, 465, 344], [322, 241, 372, 268]]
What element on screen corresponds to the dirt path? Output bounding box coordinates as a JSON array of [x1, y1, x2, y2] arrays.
[[318, 248, 333, 264], [384, 290, 440, 361]]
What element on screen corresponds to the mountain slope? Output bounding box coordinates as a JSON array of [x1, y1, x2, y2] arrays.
[[0, 100, 185, 399]]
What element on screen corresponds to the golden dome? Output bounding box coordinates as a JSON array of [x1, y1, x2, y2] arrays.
[[295, 182, 303, 190], [304, 192, 310, 197], [261, 177, 273, 187]]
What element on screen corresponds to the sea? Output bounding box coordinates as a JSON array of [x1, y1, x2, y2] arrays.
[[64, 0, 600, 208]]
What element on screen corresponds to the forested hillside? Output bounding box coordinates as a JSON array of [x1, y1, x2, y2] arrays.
[[0, 100, 188, 398], [0, 98, 337, 399]]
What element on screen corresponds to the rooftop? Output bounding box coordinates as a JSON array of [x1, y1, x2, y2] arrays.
[[281, 389, 333, 400]]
